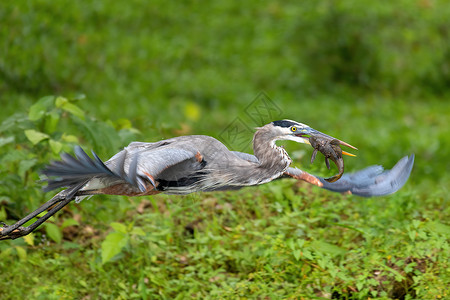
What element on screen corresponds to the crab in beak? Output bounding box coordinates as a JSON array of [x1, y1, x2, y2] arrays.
[[296, 128, 357, 182]]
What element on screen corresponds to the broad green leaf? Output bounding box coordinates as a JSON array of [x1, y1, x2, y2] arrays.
[[24, 129, 49, 145], [293, 249, 301, 261], [72, 93, 86, 101], [297, 239, 306, 248], [0, 136, 14, 147], [302, 249, 313, 260], [61, 102, 85, 119], [0, 113, 28, 133], [356, 281, 364, 291], [28, 96, 55, 121], [287, 239, 295, 251], [18, 158, 38, 179], [310, 241, 346, 256], [2, 247, 14, 256], [1, 150, 28, 164], [61, 133, 79, 143], [15, 246, 27, 261], [23, 233, 35, 246], [44, 110, 61, 133], [49, 139, 63, 154], [425, 221, 450, 236], [45, 223, 63, 244], [131, 227, 146, 236], [55, 96, 69, 107], [79, 280, 88, 288], [101, 232, 129, 264], [74, 118, 119, 154], [110, 222, 128, 234], [61, 218, 80, 229]]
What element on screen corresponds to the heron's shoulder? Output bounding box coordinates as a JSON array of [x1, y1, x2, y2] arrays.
[[123, 135, 227, 153]]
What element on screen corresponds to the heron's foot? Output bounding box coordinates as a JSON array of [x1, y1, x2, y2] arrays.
[[309, 136, 344, 183]]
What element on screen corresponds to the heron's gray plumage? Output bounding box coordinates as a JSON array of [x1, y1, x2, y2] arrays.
[[42, 120, 414, 198]]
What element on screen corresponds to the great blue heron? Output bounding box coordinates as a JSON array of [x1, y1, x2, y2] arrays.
[[0, 120, 414, 240]]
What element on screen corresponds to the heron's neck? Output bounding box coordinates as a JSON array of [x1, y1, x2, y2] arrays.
[[252, 130, 292, 172]]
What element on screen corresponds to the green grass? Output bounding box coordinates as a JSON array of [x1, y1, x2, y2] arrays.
[[1, 1, 449, 299]]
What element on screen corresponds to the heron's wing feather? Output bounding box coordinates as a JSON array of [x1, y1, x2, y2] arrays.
[[42, 146, 118, 192], [286, 155, 414, 197], [43, 145, 200, 194], [132, 147, 199, 190]]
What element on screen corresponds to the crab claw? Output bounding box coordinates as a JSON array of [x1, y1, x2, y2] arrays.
[[308, 137, 345, 183]]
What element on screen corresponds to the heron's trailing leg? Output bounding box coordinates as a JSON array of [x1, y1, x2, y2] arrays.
[[284, 168, 323, 187], [0, 190, 74, 240]]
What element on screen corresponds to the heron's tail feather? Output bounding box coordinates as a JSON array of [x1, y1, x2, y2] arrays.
[[41, 146, 134, 197]]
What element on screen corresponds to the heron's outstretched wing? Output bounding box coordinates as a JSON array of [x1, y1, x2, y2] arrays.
[[285, 155, 414, 197], [42, 144, 200, 196]]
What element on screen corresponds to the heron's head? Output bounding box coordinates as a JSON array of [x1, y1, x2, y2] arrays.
[[264, 119, 357, 152]]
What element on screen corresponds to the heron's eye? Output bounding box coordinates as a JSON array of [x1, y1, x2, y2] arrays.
[[291, 126, 297, 132]]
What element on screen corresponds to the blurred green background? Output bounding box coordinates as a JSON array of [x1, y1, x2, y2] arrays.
[[0, 1, 449, 299]]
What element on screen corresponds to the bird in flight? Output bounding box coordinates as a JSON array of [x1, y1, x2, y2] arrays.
[[0, 120, 414, 240]]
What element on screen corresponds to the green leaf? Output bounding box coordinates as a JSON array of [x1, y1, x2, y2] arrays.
[[293, 249, 301, 261], [15, 246, 27, 261], [44, 110, 61, 133], [74, 117, 120, 154], [425, 221, 450, 236], [287, 239, 295, 251], [1, 150, 28, 164], [131, 227, 146, 236], [110, 222, 128, 234], [18, 158, 38, 179], [310, 241, 346, 256], [302, 249, 313, 260], [55, 96, 69, 107], [45, 223, 63, 244], [0, 113, 28, 133], [61, 218, 80, 229], [24, 129, 50, 145], [101, 232, 129, 264], [28, 96, 55, 121], [297, 239, 305, 248], [23, 233, 35, 246], [49, 139, 63, 154], [62, 102, 85, 119], [71, 93, 86, 101], [0, 136, 15, 147], [61, 133, 79, 143]]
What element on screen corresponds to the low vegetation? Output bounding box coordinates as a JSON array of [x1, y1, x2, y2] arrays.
[[1, 1, 449, 299]]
